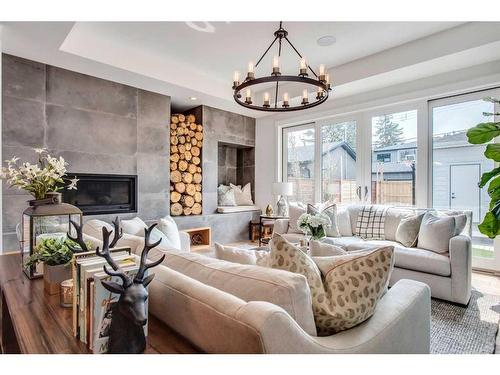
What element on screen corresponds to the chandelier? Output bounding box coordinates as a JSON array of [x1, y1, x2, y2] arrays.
[[232, 22, 332, 112]]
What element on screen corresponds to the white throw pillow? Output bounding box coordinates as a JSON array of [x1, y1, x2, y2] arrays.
[[157, 216, 182, 250], [307, 203, 340, 237], [84, 219, 113, 240], [287, 203, 306, 234], [309, 240, 346, 257], [214, 243, 269, 266], [418, 212, 456, 253], [121, 217, 148, 237], [336, 207, 353, 236], [218, 185, 237, 206], [230, 183, 254, 206]]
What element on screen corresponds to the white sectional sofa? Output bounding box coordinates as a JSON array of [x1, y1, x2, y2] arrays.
[[273, 204, 472, 305], [147, 250, 431, 354]]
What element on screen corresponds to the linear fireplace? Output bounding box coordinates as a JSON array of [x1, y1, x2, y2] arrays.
[[62, 173, 137, 215]]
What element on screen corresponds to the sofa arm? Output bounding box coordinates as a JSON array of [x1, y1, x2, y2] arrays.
[[273, 219, 289, 235], [239, 279, 431, 354], [449, 235, 472, 304], [179, 231, 191, 252]]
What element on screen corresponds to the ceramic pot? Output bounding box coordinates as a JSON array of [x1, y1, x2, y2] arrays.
[[43, 263, 71, 295]]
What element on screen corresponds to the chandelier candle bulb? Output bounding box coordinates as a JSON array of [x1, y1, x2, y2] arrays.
[[283, 92, 290, 108], [245, 89, 252, 104], [299, 57, 308, 76], [301, 89, 309, 105], [316, 86, 324, 100], [263, 92, 270, 107], [272, 56, 281, 75], [247, 62, 255, 80], [326, 73, 331, 89], [319, 64, 326, 82], [233, 71, 240, 88]]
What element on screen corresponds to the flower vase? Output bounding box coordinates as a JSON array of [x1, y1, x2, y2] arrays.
[[43, 263, 71, 295]]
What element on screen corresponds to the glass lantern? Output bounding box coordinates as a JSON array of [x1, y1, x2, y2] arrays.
[[21, 203, 83, 279]]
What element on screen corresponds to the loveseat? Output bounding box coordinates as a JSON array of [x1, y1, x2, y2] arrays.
[[273, 204, 472, 305], [147, 250, 431, 354]]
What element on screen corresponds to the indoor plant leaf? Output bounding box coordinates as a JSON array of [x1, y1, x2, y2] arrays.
[[478, 211, 500, 239], [466, 122, 500, 144], [479, 167, 500, 188], [484, 143, 500, 162]]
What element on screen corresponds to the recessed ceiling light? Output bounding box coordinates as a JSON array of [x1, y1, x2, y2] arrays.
[[189, 96, 197, 101], [317, 35, 336, 47]]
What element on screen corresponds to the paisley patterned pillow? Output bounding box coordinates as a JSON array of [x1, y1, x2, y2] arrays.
[[270, 233, 394, 336]]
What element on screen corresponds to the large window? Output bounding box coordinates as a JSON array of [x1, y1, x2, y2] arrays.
[[371, 110, 417, 206], [431, 97, 495, 260], [321, 121, 357, 204], [283, 125, 316, 203]]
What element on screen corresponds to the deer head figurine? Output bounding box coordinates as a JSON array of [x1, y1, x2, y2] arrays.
[[67, 217, 123, 253], [96, 224, 165, 354]]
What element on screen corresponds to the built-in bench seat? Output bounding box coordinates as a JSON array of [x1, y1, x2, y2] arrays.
[[217, 205, 260, 214]]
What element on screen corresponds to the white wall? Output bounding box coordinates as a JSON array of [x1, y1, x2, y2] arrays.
[[254, 59, 500, 210]]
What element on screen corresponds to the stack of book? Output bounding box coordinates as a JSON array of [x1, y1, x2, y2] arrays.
[[71, 247, 148, 353]]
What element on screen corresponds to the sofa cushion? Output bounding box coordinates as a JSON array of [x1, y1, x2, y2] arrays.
[[336, 207, 352, 236], [395, 213, 424, 247], [270, 234, 394, 335], [214, 243, 269, 267], [309, 240, 346, 257], [384, 208, 415, 241], [160, 250, 317, 336], [157, 215, 181, 250], [354, 205, 388, 240], [230, 183, 254, 206], [418, 212, 456, 253], [307, 203, 340, 237], [322, 236, 366, 248], [83, 219, 113, 240], [278, 232, 305, 243], [287, 203, 307, 234], [344, 239, 451, 277], [121, 217, 148, 236]]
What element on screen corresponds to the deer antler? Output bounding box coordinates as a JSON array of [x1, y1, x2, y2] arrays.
[[109, 217, 123, 248], [96, 227, 132, 287], [67, 219, 88, 253], [134, 223, 165, 282]]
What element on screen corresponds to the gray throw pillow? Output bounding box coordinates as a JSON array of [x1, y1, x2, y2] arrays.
[[395, 213, 424, 247], [307, 203, 341, 237], [418, 212, 456, 253], [217, 185, 236, 206], [288, 203, 306, 233]]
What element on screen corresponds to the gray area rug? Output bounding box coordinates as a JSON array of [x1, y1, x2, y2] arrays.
[[431, 290, 500, 354]]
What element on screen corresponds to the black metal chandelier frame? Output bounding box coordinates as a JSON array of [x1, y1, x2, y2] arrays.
[[232, 22, 332, 112]]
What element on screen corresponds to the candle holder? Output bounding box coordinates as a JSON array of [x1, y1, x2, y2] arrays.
[[232, 81, 240, 90], [246, 72, 255, 81], [301, 97, 309, 105], [319, 74, 326, 83], [245, 97, 253, 105], [60, 278, 74, 308], [271, 67, 281, 76], [316, 90, 325, 100], [282, 100, 290, 108], [263, 100, 271, 108], [299, 68, 308, 77]]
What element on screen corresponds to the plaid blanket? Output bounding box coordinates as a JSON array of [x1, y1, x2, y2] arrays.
[[355, 206, 388, 240]]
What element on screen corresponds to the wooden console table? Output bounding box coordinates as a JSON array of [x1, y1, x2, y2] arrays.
[[0, 253, 199, 354]]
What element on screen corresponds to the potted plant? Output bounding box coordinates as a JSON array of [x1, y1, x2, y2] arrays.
[[466, 97, 500, 238], [26, 237, 91, 295], [297, 212, 331, 241], [1, 148, 78, 204]]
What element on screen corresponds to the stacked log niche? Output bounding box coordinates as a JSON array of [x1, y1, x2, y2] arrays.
[[170, 112, 203, 216]]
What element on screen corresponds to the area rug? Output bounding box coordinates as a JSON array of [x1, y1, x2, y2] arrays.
[[431, 290, 500, 354]]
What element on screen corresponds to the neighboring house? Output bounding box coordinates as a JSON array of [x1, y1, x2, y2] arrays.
[[288, 131, 488, 223]]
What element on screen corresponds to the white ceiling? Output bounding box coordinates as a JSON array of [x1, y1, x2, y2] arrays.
[[2, 21, 500, 118]]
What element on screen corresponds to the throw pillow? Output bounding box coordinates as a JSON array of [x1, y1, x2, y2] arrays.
[[287, 203, 306, 234], [84, 219, 113, 240], [214, 243, 269, 266], [307, 203, 341, 237], [121, 217, 148, 237], [355, 205, 388, 240], [309, 240, 346, 257], [395, 213, 425, 247], [230, 183, 254, 205], [453, 214, 467, 235], [270, 233, 394, 336], [217, 185, 237, 206], [418, 212, 455, 253], [336, 207, 353, 236], [157, 216, 182, 250]]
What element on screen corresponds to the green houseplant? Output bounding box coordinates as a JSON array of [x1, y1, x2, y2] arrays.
[[27, 237, 91, 294], [466, 96, 500, 238]]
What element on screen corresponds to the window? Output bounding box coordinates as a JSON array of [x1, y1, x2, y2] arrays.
[[431, 97, 495, 260], [283, 125, 316, 203], [371, 110, 417, 206], [376, 153, 391, 162], [321, 121, 357, 204]]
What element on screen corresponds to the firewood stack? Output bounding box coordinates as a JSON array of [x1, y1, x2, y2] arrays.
[[170, 113, 203, 216]]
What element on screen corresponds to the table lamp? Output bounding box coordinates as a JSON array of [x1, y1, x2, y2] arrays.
[[272, 182, 293, 217]]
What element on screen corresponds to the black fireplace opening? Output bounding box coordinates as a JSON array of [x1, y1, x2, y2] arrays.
[[62, 173, 137, 215]]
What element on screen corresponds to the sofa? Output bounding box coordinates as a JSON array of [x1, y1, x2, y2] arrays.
[[273, 204, 472, 305], [146, 250, 431, 354]]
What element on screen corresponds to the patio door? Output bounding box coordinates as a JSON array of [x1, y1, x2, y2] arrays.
[[429, 89, 500, 272]]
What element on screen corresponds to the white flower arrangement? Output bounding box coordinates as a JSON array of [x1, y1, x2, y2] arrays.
[[297, 212, 331, 240], [1, 148, 78, 200]]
